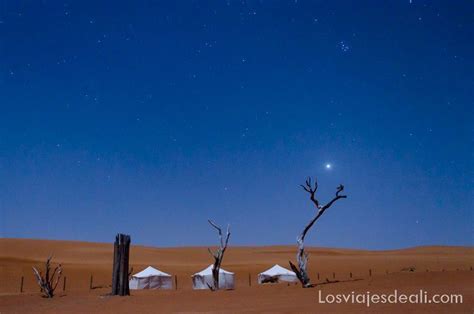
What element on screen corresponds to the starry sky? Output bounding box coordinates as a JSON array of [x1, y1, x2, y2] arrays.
[[0, 1, 472, 249]]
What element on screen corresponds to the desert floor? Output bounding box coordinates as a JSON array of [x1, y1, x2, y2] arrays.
[[0, 238, 473, 313]]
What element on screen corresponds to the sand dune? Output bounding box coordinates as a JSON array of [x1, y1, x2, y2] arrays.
[[0, 238, 473, 313]]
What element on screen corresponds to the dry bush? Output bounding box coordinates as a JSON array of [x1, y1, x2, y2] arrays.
[[32, 255, 63, 298]]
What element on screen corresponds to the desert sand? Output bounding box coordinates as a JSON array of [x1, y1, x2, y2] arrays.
[[0, 238, 473, 313]]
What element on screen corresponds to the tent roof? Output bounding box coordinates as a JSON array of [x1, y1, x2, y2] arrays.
[[259, 264, 296, 276], [132, 266, 171, 278], [193, 264, 234, 276]]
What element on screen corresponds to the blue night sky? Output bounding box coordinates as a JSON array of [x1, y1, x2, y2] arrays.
[[0, 1, 472, 249]]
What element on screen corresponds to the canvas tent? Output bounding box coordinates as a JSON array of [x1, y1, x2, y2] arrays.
[[258, 264, 298, 284], [192, 264, 235, 290], [129, 266, 173, 290]]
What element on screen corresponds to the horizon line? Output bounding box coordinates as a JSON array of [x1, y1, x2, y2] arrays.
[[1, 236, 472, 252]]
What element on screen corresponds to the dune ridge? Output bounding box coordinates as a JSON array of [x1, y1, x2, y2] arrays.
[[1, 238, 473, 313]]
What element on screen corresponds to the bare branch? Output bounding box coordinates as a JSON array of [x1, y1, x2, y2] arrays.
[[32, 267, 43, 286], [301, 177, 320, 208], [52, 265, 63, 290], [321, 184, 347, 211], [208, 219, 222, 232], [336, 184, 345, 197], [224, 224, 231, 249], [208, 219, 224, 248], [50, 265, 59, 282]]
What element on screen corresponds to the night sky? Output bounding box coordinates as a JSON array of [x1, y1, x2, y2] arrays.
[[1, 1, 472, 249]]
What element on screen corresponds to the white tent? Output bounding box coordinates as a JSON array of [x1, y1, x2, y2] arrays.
[[192, 264, 235, 290], [258, 264, 298, 284], [129, 266, 173, 290]]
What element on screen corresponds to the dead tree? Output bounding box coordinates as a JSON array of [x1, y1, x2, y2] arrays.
[[32, 255, 63, 298], [289, 177, 347, 288], [111, 233, 131, 296], [207, 220, 231, 291]]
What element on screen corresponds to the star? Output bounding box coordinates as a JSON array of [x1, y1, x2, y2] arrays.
[[339, 41, 350, 52], [325, 163, 332, 170]]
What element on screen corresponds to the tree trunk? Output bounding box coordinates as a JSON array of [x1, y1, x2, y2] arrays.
[[111, 233, 131, 296], [207, 220, 230, 291], [290, 178, 347, 288]]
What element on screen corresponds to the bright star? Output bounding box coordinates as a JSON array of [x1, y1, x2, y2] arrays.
[[325, 163, 332, 169]]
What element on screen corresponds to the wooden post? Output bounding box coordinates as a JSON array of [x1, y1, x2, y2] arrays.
[[20, 276, 24, 293], [63, 276, 67, 291], [369, 269, 372, 276], [111, 233, 131, 296], [317, 272, 320, 280], [119, 239, 125, 295], [248, 273, 251, 286], [123, 237, 130, 296], [175, 275, 178, 290], [90, 275, 93, 290], [350, 272, 352, 278], [112, 237, 119, 295]]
